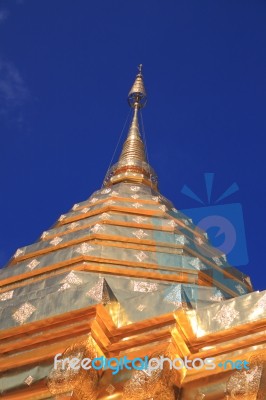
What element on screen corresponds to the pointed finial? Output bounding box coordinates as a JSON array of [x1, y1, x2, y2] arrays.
[[103, 66, 158, 189], [128, 65, 147, 108]]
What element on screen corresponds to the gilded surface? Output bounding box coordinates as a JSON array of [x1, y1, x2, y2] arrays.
[[0, 69, 264, 399]]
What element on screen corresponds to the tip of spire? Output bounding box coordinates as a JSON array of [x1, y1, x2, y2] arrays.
[[103, 65, 158, 189], [128, 65, 147, 109]]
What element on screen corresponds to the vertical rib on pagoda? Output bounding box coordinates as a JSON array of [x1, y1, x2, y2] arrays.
[[0, 67, 265, 400]]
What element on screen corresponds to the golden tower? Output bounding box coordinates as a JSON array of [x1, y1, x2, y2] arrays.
[[0, 67, 265, 400]]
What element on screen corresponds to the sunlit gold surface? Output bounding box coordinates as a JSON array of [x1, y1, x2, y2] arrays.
[[0, 67, 265, 399]]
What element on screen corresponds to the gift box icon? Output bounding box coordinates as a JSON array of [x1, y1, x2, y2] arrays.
[[180, 173, 249, 267]]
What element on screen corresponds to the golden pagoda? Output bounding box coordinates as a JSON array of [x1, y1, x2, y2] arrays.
[[0, 67, 265, 400]]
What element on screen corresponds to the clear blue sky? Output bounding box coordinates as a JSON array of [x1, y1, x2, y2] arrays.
[[0, 0, 265, 291]]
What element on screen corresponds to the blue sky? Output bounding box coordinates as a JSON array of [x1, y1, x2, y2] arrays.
[[0, 0, 265, 291]]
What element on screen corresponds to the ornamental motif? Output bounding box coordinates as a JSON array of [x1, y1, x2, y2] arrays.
[[14, 248, 24, 258], [137, 304, 146, 312], [105, 200, 116, 206], [61, 272, 83, 286], [172, 208, 178, 213], [58, 214, 66, 221], [135, 251, 148, 262], [226, 359, 263, 398], [131, 280, 158, 292], [58, 283, 71, 292], [0, 290, 14, 301], [131, 194, 139, 199], [212, 304, 239, 328], [81, 207, 90, 213], [68, 222, 79, 230], [24, 376, 34, 386], [152, 196, 159, 202], [27, 259, 40, 270], [159, 205, 167, 212], [110, 190, 119, 197], [133, 216, 147, 224], [130, 186, 140, 191], [212, 256, 223, 266], [72, 203, 80, 210], [75, 243, 94, 254], [210, 290, 224, 302], [132, 202, 143, 208], [99, 212, 110, 220], [41, 231, 49, 239], [106, 385, 115, 394], [164, 286, 182, 308], [101, 188, 111, 194], [176, 235, 189, 245], [50, 237, 63, 246], [168, 220, 177, 228], [189, 258, 207, 270], [86, 278, 111, 304], [89, 197, 98, 203], [132, 229, 148, 239], [90, 224, 105, 234], [181, 218, 190, 225], [12, 302, 36, 324]]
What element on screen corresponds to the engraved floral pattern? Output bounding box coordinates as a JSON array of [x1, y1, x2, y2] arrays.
[[176, 235, 189, 245], [130, 186, 140, 192], [41, 231, 49, 239], [81, 207, 90, 213], [89, 197, 98, 204], [14, 248, 25, 258], [131, 280, 158, 292], [27, 259, 40, 270], [212, 256, 223, 266], [164, 286, 182, 308], [90, 224, 105, 234], [50, 237, 63, 246], [68, 222, 79, 230], [105, 200, 116, 206], [0, 290, 14, 301], [132, 202, 143, 208], [135, 251, 148, 262], [12, 302, 36, 324], [75, 243, 94, 254], [212, 304, 239, 328], [132, 229, 148, 239], [106, 384, 115, 394], [101, 188, 111, 194], [61, 272, 83, 286], [99, 212, 111, 220], [24, 376, 34, 386], [189, 258, 207, 270]]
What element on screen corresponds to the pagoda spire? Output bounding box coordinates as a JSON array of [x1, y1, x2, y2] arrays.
[[118, 65, 147, 164], [104, 65, 158, 189]]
